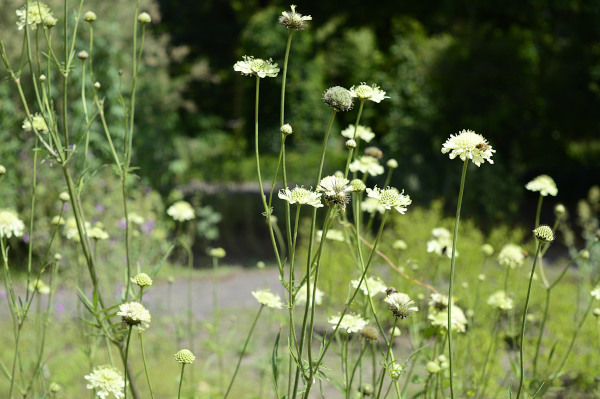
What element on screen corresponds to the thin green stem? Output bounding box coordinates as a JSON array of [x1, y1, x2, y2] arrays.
[[140, 334, 155, 399], [123, 325, 133, 399], [177, 364, 186, 399], [447, 159, 469, 399], [376, 318, 399, 398], [344, 100, 365, 178]]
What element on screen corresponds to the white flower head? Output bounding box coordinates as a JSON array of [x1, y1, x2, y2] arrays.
[[365, 186, 412, 214], [591, 286, 600, 300], [117, 302, 151, 331], [341, 124, 375, 143], [167, 201, 195, 222], [426, 227, 454, 258], [22, 113, 49, 133], [317, 176, 353, 209], [316, 228, 345, 242], [85, 366, 125, 399], [349, 156, 385, 177], [428, 293, 452, 311], [498, 243, 525, 269], [350, 82, 389, 103], [361, 197, 386, 215], [0, 209, 25, 239], [233, 56, 279, 78], [278, 186, 323, 208], [16, 2, 54, 30], [525, 175, 558, 197], [295, 284, 324, 306], [252, 289, 283, 309], [279, 4, 311, 31], [428, 305, 467, 333], [29, 279, 50, 295], [351, 276, 388, 297], [487, 290, 514, 311], [328, 313, 369, 334], [88, 223, 109, 240], [441, 129, 495, 166], [384, 292, 418, 319]]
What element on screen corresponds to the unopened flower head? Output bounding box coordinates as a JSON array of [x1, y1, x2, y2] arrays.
[[83, 11, 97, 22], [279, 4, 311, 31], [85, 366, 125, 399], [350, 179, 366, 192], [426, 361, 442, 374], [481, 243, 494, 256], [280, 123, 293, 136], [252, 289, 283, 309], [328, 313, 368, 334], [62, 217, 89, 242], [59, 192, 70, 202], [591, 286, 600, 300], [138, 12, 151, 25], [233, 56, 279, 78], [279, 186, 323, 208], [341, 124, 375, 142], [208, 247, 226, 258], [498, 243, 525, 269], [317, 228, 345, 242], [16, 2, 53, 30], [88, 223, 109, 240], [29, 279, 50, 295], [43, 15, 56, 27], [366, 186, 411, 214], [323, 86, 354, 112], [349, 156, 384, 176], [117, 302, 151, 330], [361, 197, 386, 215], [351, 276, 387, 297], [167, 201, 195, 221], [175, 349, 196, 364], [360, 326, 379, 341], [317, 176, 352, 209], [0, 209, 25, 239], [428, 305, 467, 333], [487, 290, 513, 311], [441, 129, 495, 166], [131, 273, 153, 287], [78, 50, 89, 61], [393, 239, 408, 250], [350, 82, 389, 103], [295, 284, 324, 306], [0, 165, 6, 176], [388, 363, 404, 380], [385, 292, 418, 319], [22, 113, 49, 133], [554, 204, 567, 218], [345, 139, 357, 148], [525, 175, 557, 197], [387, 159, 398, 169], [533, 225, 555, 243]]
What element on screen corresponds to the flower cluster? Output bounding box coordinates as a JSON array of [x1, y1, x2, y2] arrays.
[[278, 186, 323, 208], [328, 313, 368, 334], [167, 201, 195, 222], [131, 273, 153, 287], [497, 243, 525, 269], [428, 304, 467, 333], [252, 289, 283, 309], [317, 176, 353, 209], [365, 186, 411, 214], [16, 2, 55, 30], [22, 113, 49, 133], [340, 124, 375, 143], [349, 156, 384, 176], [533, 225, 555, 243], [487, 290, 513, 311], [175, 349, 196, 364], [233, 56, 279, 78], [426, 227, 454, 258], [278, 4, 311, 31], [384, 292, 418, 319], [350, 83, 389, 103], [295, 284, 324, 306], [426, 355, 449, 374], [525, 175, 558, 197], [317, 228, 345, 242], [0, 209, 25, 239], [323, 86, 354, 112], [117, 302, 151, 331], [84, 366, 125, 399], [351, 276, 388, 297], [441, 129, 495, 166]]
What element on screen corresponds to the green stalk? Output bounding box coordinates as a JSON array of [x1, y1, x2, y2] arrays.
[[123, 326, 133, 399], [447, 159, 469, 399], [344, 100, 365, 178], [224, 305, 264, 399], [476, 312, 501, 399], [140, 334, 155, 399], [376, 318, 399, 398], [177, 364, 186, 399], [515, 241, 543, 399]]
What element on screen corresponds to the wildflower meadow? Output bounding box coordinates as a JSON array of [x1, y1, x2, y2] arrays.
[[1, 1, 600, 398]]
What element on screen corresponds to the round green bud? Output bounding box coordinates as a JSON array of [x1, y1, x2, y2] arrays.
[[581, 250, 590, 260], [43, 15, 57, 28], [359, 383, 374, 396], [131, 272, 153, 287], [350, 179, 366, 192], [83, 11, 97, 22], [94, 82, 101, 89], [280, 123, 293, 136], [208, 247, 226, 258], [481, 243, 494, 256], [39, 74, 46, 82], [554, 203, 566, 217], [426, 361, 441, 374], [322, 86, 354, 112], [388, 363, 403, 380], [0, 165, 6, 176], [386, 159, 398, 169], [77, 50, 89, 61], [54, 253, 62, 261], [533, 225, 555, 243], [59, 192, 70, 202], [175, 349, 195, 364], [345, 139, 356, 148], [353, 84, 375, 99], [138, 12, 151, 25]]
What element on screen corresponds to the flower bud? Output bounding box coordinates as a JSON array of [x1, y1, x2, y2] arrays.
[[581, 250, 590, 260], [39, 74, 46, 82], [0, 165, 6, 176], [131, 272, 153, 287], [386, 159, 398, 169], [533, 225, 555, 243], [138, 12, 151, 25], [77, 50, 89, 61], [175, 349, 195, 364], [54, 253, 62, 261], [280, 123, 293, 136], [345, 139, 356, 149], [94, 82, 101, 89], [208, 247, 226, 258], [43, 15, 57, 28], [554, 203, 566, 217], [59, 192, 70, 202], [350, 179, 366, 192], [83, 11, 97, 23], [322, 86, 354, 112], [359, 383, 374, 396]]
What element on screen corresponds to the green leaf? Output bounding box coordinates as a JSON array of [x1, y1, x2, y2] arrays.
[[272, 325, 281, 398]]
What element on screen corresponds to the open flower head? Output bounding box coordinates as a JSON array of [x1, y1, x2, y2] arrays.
[[295, 284, 324, 306], [16, 2, 53, 30], [317, 176, 353, 209], [349, 156, 384, 176], [428, 305, 467, 333], [525, 175, 558, 197], [317, 228, 345, 242], [279, 4, 311, 30], [361, 197, 386, 215], [385, 292, 418, 319], [441, 129, 495, 166], [351, 276, 387, 297], [341, 124, 375, 143], [328, 313, 368, 334], [498, 243, 525, 269], [117, 302, 151, 330], [350, 82, 389, 103], [22, 113, 49, 133], [279, 186, 323, 208], [591, 286, 600, 300], [366, 186, 411, 214], [0, 209, 25, 239], [85, 366, 125, 399], [252, 289, 283, 309], [427, 227, 454, 258], [487, 290, 513, 311], [233, 56, 279, 78], [167, 201, 195, 222]]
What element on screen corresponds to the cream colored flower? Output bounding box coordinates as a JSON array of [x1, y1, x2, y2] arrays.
[[384, 292, 418, 319], [316, 176, 352, 208], [0, 209, 25, 238], [487, 290, 513, 311], [279, 4, 311, 30], [361, 197, 386, 215], [175, 349, 196, 364], [233, 56, 279, 78], [498, 243, 525, 269], [22, 113, 49, 133], [349, 156, 385, 176], [328, 313, 369, 334], [88, 223, 109, 240], [525, 175, 557, 197], [591, 286, 600, 300], [366, 186, 411, 214], [295, 284, 324, 306], [351, 276, 387, 297], [16, 2, 53, 30], [340, 124, 375, 143], [279, 187, 323, 208], [428, 305, 467, 333], [84, 366, 125, 399], [426, 227, 454, 258], [117, 302, 151, 330], [441, 129, 495, 166], [350, 83, 389, 103], [316, 229, 345, 242], [167, 201, 195, 221], [252, 289, 283, 309]]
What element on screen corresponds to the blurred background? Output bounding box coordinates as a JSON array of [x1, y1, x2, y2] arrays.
[[1, 0, 599, 262]]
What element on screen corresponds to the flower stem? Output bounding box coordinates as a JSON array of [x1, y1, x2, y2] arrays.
[[177, 364, 186, 399], [515, 241, 543, 399], [447, 159, 469, 399], [123, 325, 133, 399], [140, 333, 155, 399]]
